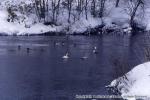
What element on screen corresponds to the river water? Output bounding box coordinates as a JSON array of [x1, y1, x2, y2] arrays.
[[0, 34, 149, 100]]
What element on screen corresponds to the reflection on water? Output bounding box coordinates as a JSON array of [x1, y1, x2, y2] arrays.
[[0, 34, 149, 100]]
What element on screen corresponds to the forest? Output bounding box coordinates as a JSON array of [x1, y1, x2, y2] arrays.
[[0, 0, 148, 35]]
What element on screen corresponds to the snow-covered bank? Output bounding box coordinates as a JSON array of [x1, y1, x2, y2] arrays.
[[0, 0, 149, 35], [0, 10, 102, 35], [0, 10, 60, 35], [108, 62, 150, 100], [0, 9, 131, 35]]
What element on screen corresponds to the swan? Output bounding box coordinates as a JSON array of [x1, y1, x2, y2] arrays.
[[80, 56, 88, 60], [55, 43, 60, 46], [54, 41, 60, 46], [93, 46, 98, 54], [62, 53, 69, 59], [62, 42, 65, 46], [18, 45, 21, 50]]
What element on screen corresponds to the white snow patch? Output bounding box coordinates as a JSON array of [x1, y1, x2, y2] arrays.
[[109, 62, 150, 100], [0, 10, 58, 35], [70, 16, 102, 34], [0, 0, 150, 35]]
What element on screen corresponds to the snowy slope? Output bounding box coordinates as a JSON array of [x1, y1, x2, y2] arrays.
[[109, 62, 150, 100], [0, 10, 59, 35], [0, 0, 101, 35], [0, 0, 128, 35], [0, 0, 149, 35]]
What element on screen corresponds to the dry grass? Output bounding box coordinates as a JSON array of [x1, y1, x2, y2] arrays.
[[144, 47, 150, 61]]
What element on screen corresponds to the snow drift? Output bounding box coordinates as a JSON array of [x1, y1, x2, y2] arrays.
[[0, 10, 59, 35], [108, 62, 150, 100], [0, 0, 149, 35]]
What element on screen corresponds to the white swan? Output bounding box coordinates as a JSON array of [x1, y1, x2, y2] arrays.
[[55, 42, 60, 46], [80, 56, 88, 60], [93, 46, 98, 54], [62, 53, 69, 59]]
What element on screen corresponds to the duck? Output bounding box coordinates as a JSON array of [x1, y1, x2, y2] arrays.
[[93, 46, 98, 54], [54, 41, 60, 46], [18, 45, 21, 50], [73, 43, 77, 47], [62, 41, 65, 46], [62, 52, 69, 59], [40, 48, 44, 52], [27, 48, 31, 53]]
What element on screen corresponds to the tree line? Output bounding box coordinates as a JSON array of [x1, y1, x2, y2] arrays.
[[6, 0, 145, 28]]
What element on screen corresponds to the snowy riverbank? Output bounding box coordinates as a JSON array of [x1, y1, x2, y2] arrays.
[[0, 10, 59, 35], [0, 0, 150, 35], [0, 9, 132, 36], [108, 62, 150, 100]]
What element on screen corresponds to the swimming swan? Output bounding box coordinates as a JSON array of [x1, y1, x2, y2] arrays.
[[62, 53, 69, 59]]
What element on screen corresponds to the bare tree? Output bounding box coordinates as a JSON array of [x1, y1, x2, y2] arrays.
[[85, 0, 89, 19], [34, 0, 47, 22], [99, 0, 106, 18], [76, 0, 84, 20], [51, 0, 61, 24], [115, 0, 120, 7], [91, 0, 96, 17], [67, 0, 73, 23], [45, 0, 49, 22], [33, 0, 41, 21], [126, 0, 144, 28]]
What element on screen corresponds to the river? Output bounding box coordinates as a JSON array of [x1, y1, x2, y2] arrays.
[[0, 34, 149, 100]]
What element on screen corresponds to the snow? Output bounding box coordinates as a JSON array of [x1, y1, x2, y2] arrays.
[[109, 62, 150, 100], [0, 12, 102, 35], [144, 8, 150, 30], [0, 0, 150, 35], [0, 8, 103, 35], [0, 10, 58, 35], [70, 16, 102, 34], [0, 0, 129, 35]]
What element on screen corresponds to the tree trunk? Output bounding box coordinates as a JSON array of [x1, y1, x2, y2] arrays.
[[67, 0, 72, 23], [115, 0, 120, 7], [85, 0, 88, 20], [91, 0, 96, 17], [99, 0, 106, 18], [130, 0, 142, 27]]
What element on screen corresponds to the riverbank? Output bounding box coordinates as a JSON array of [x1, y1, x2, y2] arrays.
[[0, 1, 140, 36], [108, 62, 150, 100], [0, 0, 148, 36], [0, 10, 133, 36]]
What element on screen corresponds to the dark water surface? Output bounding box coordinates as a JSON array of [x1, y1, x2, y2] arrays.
[[0, 34, 149, 100]]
